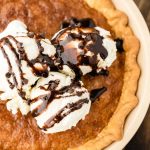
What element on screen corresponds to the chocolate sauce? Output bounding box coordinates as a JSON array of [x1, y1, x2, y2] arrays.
[[52, 26, 108, 77], [31, 79, 61, 117], [60, 17, 96, 29], [17, 38, 55, 78], [31, 80, 86, 118], [10, 33, 57, 78], [86, 33, 108, 61], [32, 93, 52, 117], [4, 36, 25, 86], [90, 87, 107, 103], [115, 38, 124, 53], [0, 36, 31, 99], [0, 46, 16, 89], [43, 98, 89, 129], [0, 32, 60, 100]]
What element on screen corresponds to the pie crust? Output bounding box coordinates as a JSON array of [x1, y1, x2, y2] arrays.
[[70, 0, 140, 149]]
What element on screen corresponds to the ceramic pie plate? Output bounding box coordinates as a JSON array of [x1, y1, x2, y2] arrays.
[[106, 0, 150, 149]]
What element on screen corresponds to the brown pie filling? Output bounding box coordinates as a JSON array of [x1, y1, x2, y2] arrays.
[[0, 0, 125, 149]]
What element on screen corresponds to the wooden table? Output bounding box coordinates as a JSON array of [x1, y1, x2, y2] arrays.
[[125, 0, 150, 150]]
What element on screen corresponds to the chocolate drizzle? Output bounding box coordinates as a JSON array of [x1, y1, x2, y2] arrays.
[[14, 34, 57, 78], [3, 36, 25, 86], [32, 93, 52, 117], [52, 26, 108, 77], [0, 36, 29, 98], [31, 80, 86, 118], [17, 35, 56, 78], [1, 46, 15, 89], [0, 32, 59, 99], [43, 98, 89, 130]]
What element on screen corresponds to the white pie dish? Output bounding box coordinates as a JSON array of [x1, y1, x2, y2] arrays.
[[106, 0, 150, 149]]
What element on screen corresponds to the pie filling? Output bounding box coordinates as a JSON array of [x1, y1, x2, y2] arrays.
[[0, 0, 125, 149]]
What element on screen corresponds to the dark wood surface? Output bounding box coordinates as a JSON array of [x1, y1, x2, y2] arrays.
[[125, 0, 150, 150]]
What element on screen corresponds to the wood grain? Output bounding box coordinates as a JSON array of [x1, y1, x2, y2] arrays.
[[125, 0, 150, 150]]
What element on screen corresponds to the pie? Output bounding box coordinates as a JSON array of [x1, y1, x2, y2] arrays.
[[0, 0, 140, 150]]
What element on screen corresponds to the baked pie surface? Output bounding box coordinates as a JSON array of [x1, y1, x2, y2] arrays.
[[0, 0, 140, 150]]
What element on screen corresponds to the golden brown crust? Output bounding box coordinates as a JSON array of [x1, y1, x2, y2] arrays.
[[70, 0, 140, 149]]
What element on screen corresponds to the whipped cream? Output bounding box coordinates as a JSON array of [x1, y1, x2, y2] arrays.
[[0, 20, 56, 115], [52, 26, 117, 76], [30, 72, 91, 133], [0, 20, 92, 133]]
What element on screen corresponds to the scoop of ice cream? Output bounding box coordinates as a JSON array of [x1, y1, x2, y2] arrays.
[[30, 72, 91, 133], [51, 25, 117, 76], [0, 20, 57, 114], [0, 20, 91, 134]]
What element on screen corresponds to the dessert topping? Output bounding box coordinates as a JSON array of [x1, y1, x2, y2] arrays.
[[0, 20, 57, 114], [0, 19, 118, 133], [52, 22, 117, 76], [30, 72, 91, 133]]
